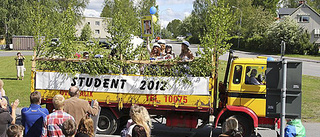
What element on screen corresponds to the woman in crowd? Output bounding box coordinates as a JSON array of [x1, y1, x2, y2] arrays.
[[14, 52, 25, 80], [179, 41, 194, 61], [127, 105, 151, 137], [0, 80, 6, 98], [140, 106, 152, 129], [76, 116, 94, 137], [220, 117, 242, 137]]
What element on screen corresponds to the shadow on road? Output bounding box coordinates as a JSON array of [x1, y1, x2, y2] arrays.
[[0, 77, 18, 80]]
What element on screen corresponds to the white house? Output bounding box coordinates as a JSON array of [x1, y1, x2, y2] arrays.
[[75, 17, 111, 41], [278, 1, 320, 45]]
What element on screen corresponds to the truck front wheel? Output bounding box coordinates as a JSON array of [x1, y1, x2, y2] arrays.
[[222, 115, 253, 137], [97, 109, 119, 135]]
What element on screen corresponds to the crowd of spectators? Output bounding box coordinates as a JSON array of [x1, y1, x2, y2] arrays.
[[0, 84, 98, 137]]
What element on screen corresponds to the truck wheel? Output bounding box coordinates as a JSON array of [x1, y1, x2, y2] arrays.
[[222, 115, 253, 137], [97, 109, 119, 135], [234, 115, 253, 137]]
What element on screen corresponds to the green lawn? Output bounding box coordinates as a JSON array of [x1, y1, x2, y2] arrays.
[[0, 56, 319, 122], [283, 54, 320, 61], [301, 75, 320, 122], [0, 55, 32, 107]]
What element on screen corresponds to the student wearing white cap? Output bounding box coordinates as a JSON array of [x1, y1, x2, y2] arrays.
[[150, 44, 162, 58], [179, 41, 194, 61], [157, 40, 166, 55], [164, 44, 175, 59]]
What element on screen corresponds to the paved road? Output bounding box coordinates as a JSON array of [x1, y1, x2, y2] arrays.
[[13, 107, 320, 137], [0, 50, 34, 56]]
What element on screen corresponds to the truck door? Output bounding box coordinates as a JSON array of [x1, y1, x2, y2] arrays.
[[240, 65, 267, 117], [227, 65, 243, 106]]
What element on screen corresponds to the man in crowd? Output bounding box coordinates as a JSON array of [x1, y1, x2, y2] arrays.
[[0, 98, 19, 136], [42, 94, 74, 137], [22, 91, 49, 137], [64, 86, 99, 126]]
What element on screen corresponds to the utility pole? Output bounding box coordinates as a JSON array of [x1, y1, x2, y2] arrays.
[[280, 40, 286, 137], [232, 6, 242, 49]]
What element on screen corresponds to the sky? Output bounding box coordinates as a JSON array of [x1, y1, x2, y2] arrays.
[[83, 0, 194, 28]]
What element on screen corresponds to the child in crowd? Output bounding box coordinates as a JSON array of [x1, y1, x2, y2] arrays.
[[61, 119, 77, 137], [76, 116, 94, 137], [6, 125, 24, 137]]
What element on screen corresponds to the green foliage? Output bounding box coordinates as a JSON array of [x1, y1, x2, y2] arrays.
[[264, 17, 313, 54], [106, 0, 140, 58], [178, 15, 193, 37], [199, 0, 235, 59], [160, 28, 172, 39], [100, 0, 114, 17], [166, 19, 182, 38], [252, 0, 280, 14], [80, 24, 92, 41], [0, 0, 88, 44], [0, 0, 29, 43]]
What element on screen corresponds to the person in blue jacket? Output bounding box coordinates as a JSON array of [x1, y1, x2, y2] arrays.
[[285, 119, 306, 137], [21, 91, 49, 137]]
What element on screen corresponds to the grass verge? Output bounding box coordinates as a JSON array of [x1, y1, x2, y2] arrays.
[[301, 75, 320, 122], [0, 55, 32, 107], [283, 54, 320, 61], [233, 48, 320, 61]]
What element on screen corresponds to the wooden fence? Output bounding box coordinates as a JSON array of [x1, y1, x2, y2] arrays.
[[12, 35, 35, 50]]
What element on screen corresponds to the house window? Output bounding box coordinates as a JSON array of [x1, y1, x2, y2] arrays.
[[315, 29, 320, 38], [95, 30, 100, 34], [298, 15, 309, 23], [95, 21, 100, 26], [87, 22, 90, 25]]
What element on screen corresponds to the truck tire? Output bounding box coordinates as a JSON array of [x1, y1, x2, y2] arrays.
[[234, 115, 253, 137], [222, 115, 253, 137], [97, 109, 119, 135]]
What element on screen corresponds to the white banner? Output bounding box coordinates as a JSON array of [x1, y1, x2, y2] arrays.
[[35, 71, 210, 95]]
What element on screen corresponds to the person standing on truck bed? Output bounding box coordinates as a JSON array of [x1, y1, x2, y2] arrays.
[[64, 86, 99, 126], [157, 40, 166, 55], [179, 41, 194, 61]]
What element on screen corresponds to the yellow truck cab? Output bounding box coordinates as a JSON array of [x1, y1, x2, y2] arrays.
[[32, 50, 278, 137]]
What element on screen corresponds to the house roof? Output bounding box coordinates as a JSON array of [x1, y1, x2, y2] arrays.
[[290, 3, 320, 18], [278, 8, 295, 15]]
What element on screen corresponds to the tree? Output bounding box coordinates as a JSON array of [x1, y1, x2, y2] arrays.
[[80, 24, 92, 41], [100, 0, 114, 17], [166, 19, 182, 38], [264, 16, 313, 54], [0, 0, 29, 44], [252, 0, 280, 14], [187, 0, 236, 78], [107, 0, 140, 59], [199, 0, 235, 57], [160, 28, 172, 39], [178, 15, 193, 37]]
